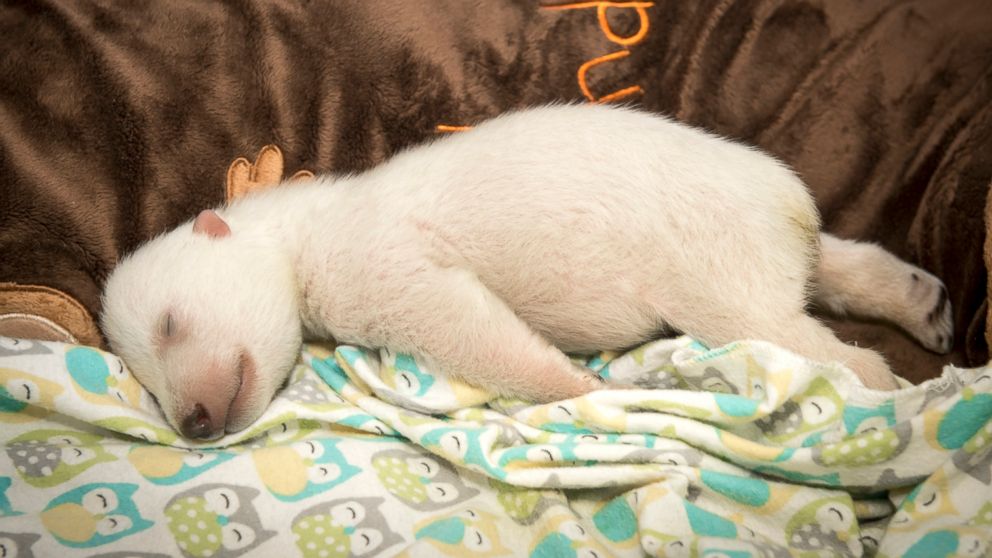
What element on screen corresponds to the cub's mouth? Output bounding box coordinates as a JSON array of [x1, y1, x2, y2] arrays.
[[224, 350, 258, 434]]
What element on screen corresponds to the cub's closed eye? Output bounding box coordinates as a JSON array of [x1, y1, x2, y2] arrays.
[[161, 312, 176, 338]]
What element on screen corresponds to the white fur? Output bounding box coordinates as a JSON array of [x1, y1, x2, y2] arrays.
[[101, 104, 952, 439]]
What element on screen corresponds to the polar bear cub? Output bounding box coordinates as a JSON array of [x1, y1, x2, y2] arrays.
[[101, 104, 952, 439]]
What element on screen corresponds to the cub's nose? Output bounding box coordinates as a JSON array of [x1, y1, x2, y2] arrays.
[[180, 403, 214, 439]]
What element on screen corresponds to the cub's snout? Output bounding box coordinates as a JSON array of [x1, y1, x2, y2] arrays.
[[173, 351, 258, 440]]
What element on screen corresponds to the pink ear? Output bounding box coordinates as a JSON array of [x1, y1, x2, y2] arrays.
[[192, 210, 231, 238]]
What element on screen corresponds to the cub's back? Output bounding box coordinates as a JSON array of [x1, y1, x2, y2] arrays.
[[369, 104, 816, 272], [353, 105, 819, 350]]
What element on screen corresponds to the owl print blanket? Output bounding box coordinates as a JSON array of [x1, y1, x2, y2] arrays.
[[0, 335, 989, 557]]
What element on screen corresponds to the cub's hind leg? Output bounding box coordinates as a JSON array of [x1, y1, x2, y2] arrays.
[[813, 233, 953, 353], [646, 233, 900, 390], [664, 304, 901, 391], [749, 314, 900, 391]]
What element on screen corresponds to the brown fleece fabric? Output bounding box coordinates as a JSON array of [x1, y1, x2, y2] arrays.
[[0, 1, 989, 383]]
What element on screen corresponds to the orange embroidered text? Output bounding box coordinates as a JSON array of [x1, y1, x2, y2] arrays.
[[435, 125, 474, 133], [541, 1, 653, 103], [435, 2, 653, 132]]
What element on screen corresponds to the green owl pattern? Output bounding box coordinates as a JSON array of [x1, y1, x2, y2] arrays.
[[0, 336, 990, 557], [292, 497, 404, 557], [165, 484, 276, 557], [371, 449, 480, 510]]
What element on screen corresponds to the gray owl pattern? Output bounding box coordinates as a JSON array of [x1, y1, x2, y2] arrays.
[[0, 532, 41, 558]]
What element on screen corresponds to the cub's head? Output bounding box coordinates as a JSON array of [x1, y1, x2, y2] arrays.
[[101, 210, 302, 440]]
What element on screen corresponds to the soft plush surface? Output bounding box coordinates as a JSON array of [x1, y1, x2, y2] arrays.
[[0, 1, 989, 382], [2, 336, 991, 556]]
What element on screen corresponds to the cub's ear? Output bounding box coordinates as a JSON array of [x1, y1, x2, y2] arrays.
[[192, 210, 231, 238]]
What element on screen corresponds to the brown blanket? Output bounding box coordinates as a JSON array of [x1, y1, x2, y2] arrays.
[[1, 0, 989, 383]]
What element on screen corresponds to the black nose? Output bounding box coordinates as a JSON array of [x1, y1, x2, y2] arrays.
[[180, 403, 213, 439]]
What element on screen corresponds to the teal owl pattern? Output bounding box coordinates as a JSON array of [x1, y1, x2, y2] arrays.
[[40, 483, 153, 548], [0, 477, 20, 517]]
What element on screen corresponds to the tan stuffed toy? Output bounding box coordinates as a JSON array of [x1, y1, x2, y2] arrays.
[[225, 144, 313, 203], [0, 283, 102, 346]]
